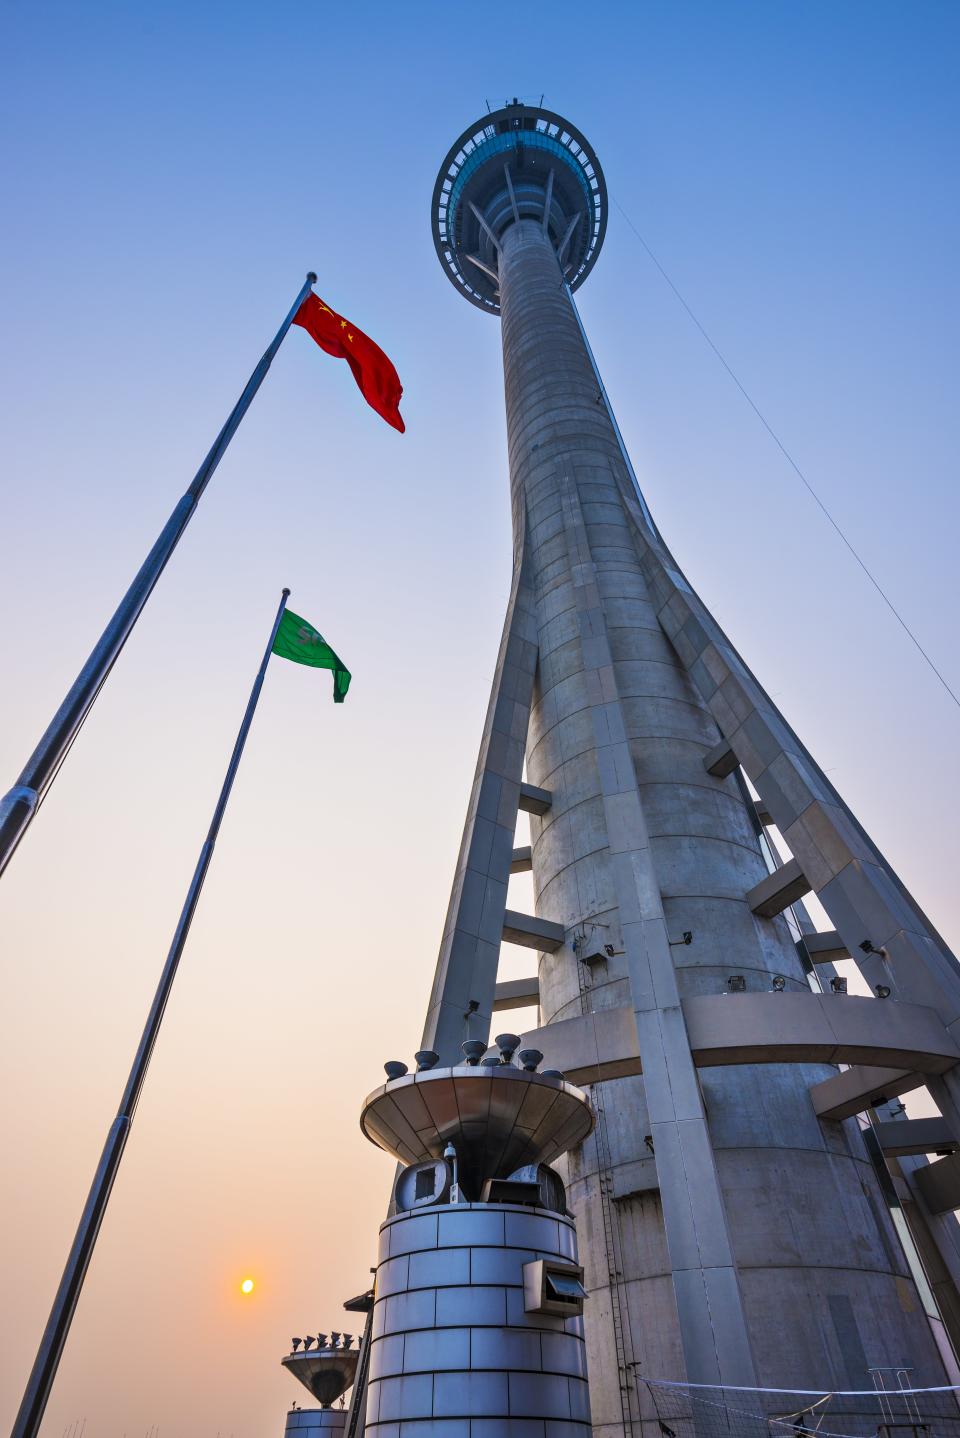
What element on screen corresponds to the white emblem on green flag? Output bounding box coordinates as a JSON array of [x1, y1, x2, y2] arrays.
[[271, 608, 351, 702]]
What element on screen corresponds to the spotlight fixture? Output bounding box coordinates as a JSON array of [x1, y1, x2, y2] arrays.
[[830, 976, 848, 994], [771, 975, 786, 991], [461, 1039, 486, 1065], [304, 1335, 316, 1351], [875, 984, 891, 999], [316, 1333, 327, 1349], [414, 1050, 439, 1071], [604, 943, 616, 957], [330, 1332, 341, 1348], [518, 1048, 544, 1072], [342, 1334, 354, 1349], [291, 1337, 302, 1353], [383, 1061, 408, 1081], [670, 931, 694, 947], [495, 1033, 521, 1064], [859, 938, 888, 957], [644, 1134, 655, 1153], [727, 975, 746, 992]]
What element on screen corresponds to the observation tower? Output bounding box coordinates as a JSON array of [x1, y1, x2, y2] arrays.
[[418, 100, 960, 1435]]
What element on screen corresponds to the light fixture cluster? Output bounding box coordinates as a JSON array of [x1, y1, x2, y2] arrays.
[[290, 1333, 356, 1355], [383, 1038, 563, 1081]]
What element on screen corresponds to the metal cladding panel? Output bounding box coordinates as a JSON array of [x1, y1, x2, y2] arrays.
[[369, 1331, 405, 1380], [418, 1075, 463, 1134], [366, 1204, 589, 1432], [284, 1412, 347, 1433], [403, 1327, 471, 1372], [435, 1285, 507, 1327], [377, 1254, 411, 1297], [504, 1211, 561, 1251], [389, 1079, 437, 1136], [387, 1214, 438, 1258], [470, 1326, 543, 1370], [437, 1207, 504, 1248], [408, 1246, 470, 1288], [433, 1371, 509, 1415]]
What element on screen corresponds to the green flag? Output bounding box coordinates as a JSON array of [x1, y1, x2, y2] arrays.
[[272, 608, 351, 702]]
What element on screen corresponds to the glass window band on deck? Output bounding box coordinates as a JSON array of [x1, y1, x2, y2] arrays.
[[440, 129, 602, 255]]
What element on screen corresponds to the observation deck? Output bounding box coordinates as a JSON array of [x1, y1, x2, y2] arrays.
[[431, 101, 607, 312]]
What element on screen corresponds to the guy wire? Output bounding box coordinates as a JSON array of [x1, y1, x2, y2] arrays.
[[612, 195, 960, 714]]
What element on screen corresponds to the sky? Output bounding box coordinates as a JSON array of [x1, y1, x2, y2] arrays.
[[1, 1, 958, 1432]]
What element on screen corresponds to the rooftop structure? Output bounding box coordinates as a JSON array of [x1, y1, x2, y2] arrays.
[[281, 1332, 360, 1435], [358, 1042, 594, 1434]]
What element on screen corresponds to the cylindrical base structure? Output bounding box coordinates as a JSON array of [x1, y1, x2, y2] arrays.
[[365, 1202, 590, 1435], [284, 1410, 346, 1433]]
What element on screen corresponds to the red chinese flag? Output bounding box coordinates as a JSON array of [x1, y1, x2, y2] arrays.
[[293, 293, 404, 433]]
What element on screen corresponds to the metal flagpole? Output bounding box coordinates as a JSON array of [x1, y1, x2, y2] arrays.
[[0, 273, 317, 880], [10, 587, 291, 1438]]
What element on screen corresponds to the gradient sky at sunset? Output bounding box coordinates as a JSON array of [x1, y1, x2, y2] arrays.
[[2, 2, 958, 1433]]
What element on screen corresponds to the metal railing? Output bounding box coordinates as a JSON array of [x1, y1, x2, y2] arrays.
[[644, 1378, 960, 1438]]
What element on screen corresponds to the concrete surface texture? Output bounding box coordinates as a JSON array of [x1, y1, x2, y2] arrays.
[[422, 106, 958, 1437], [495, 212, 948, 1431]]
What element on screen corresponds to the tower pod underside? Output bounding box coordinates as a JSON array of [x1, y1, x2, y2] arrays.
[[431, 102, 608, 312]]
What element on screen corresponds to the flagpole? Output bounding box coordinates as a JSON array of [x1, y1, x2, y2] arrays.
[[0, 274, 316, 880], [10, 587, 291, 1438]]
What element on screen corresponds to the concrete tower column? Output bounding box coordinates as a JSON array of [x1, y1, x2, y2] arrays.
[[427, 103, 956, 1436], [498, 216, 760, 1398]]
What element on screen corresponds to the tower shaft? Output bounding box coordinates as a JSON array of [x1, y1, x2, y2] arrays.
[[426, 103, 960, 1438], [495, 215, 947, 1423]]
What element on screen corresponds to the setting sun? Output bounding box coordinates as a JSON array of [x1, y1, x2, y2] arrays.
[[240, 1278, 255, 1295]]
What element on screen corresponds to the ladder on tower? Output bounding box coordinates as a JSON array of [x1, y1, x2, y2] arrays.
[[579, 956, 639, 1435]]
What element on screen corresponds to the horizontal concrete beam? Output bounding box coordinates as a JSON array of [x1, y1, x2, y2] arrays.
[[874, 1117, 958, 1158], [611, 1157, 660, 1199], [703, 737, 738, 779], [518, 782, 551, 816], [747, 857, 811, 917], [510, 845, 533, 874], [516, 992, 960, 1091], [915, 1154, 960, 1215], [683, 991, 960, 1072], [519, 1006, 642, 1086], [502, 908, 564, 952], [493, 976, 540, 1012], [809, 1065, 926, 1121], [802, 929, 848, 964]]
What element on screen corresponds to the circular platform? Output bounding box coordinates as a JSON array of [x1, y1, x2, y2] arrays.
[[281, 1347, 359, 1408], [359, 1063, 594, 1199], [431, 102, 608, 313]]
